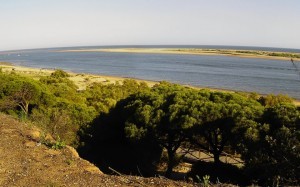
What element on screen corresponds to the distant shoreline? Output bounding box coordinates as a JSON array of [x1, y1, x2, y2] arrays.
[[1, 63, 299, 106], [0, 63, 231, 92], [59, 48, 300, 62], [0, 64, 157, 90]]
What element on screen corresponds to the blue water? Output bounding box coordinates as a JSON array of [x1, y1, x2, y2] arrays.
[[1, 45, 300, 99]]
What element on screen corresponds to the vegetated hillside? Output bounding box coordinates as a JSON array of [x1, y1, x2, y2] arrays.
[[0, 113, 200, 187], [0, 68, 299, 186]]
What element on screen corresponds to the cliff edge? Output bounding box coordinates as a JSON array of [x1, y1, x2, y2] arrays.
[[0, 114, 198, 187]]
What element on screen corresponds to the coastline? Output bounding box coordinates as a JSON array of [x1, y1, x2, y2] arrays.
[[1, 63, 299, 106], [0, 64, 157, 90], [59, 48, 300, 62], [0, 63, 227, 91]]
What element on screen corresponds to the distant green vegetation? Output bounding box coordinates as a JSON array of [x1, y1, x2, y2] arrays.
[[0, 70, 299, 186], [0, 62, 13, 66], [268, 52, 300, 58], [173, 48, 300, 59]]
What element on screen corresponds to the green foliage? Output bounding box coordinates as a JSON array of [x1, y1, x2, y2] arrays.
[[202, 175, 211, 187], [40, 133, 66, 150], [84, 79, 149, 113], [40, 74, 79, 101], [259, 94, 293, 107], [78, 100, 163, 176], [0, 73, 42, 115], [51, 136, 66, 150], [80, 80, 298, 184], [120, 84, 199, 177], [50, 69, 70, 78], [0, 72, 98, 146], [268, 52, 300, 59], [188, 91, 264, 163], [241, 103, 300, 186], [195, 174, 211, 187], [1, 71, 299, 185]]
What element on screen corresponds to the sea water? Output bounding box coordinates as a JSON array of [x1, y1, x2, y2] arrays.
[[0, 45, 299, 99]]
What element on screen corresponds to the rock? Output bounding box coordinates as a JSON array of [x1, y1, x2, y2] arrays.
[[44, 134, 55, 144], [24, 141, 36, 148], [45, 149, 60, 156], [65, 145, 80, 158], [81, 160, 103, 174], [84, 166, 103, 175], [26, 130, 41, 141]]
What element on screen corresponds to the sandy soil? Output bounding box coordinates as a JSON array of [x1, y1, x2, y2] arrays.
[[59, 48, 300, 61]]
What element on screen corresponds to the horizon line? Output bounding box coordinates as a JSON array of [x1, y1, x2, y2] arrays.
[[1, 44, 300, 53]]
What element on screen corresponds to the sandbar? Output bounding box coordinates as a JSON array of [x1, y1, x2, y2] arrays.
[[59, 48, 300, 62]]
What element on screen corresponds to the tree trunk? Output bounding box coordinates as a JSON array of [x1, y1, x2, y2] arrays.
[[18, 102, 28, 116], [213, 151, 221, 165], [24, 102, 29, 115], [165, 149, 175, 178]]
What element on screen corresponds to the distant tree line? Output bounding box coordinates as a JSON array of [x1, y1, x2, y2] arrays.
[[0, 70, 299, 186]]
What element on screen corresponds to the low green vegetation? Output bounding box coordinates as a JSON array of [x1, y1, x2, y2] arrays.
[[172, 48, 300, 59], [268, 52, 300, 59], [0, 70, 145, 145], [0, 70, 299, 186]]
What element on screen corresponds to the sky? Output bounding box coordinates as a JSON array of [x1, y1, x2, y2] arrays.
[[1, 0, 300, 51]]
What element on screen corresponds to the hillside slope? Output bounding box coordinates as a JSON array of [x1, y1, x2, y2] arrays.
[[0, 113, 199, 187]]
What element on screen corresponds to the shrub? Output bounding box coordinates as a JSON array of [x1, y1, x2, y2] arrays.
[[50, 69, 70, 78]]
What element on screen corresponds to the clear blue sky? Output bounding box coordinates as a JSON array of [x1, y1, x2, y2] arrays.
[[1, 0, 300, 51]]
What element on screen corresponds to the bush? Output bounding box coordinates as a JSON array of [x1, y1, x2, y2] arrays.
[[50, 69, 70, 78], [259, 94, 293, 107]]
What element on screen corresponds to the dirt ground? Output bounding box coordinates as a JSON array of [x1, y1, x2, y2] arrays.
[[0, 113, 205, 187]]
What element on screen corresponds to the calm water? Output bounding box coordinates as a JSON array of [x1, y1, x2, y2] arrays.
[[1, 45, 300, 99]]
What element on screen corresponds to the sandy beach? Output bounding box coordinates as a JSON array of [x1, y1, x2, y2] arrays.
[[59, 48, 300, 62], [0, 63, 227, 92], [0, 63, 157, 90], [1, 63, 299, 106]]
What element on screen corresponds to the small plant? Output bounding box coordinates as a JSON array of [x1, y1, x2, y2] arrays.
[[195, 175, 211, 187], [196, 175, 201, 183], [203, 175, 211, 187], [39, 133, 66, 150], [66, 159, 73, 165], [18, 110, 27, 122], [51, 136, 66, 150], [39, 132, 49, 146]]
